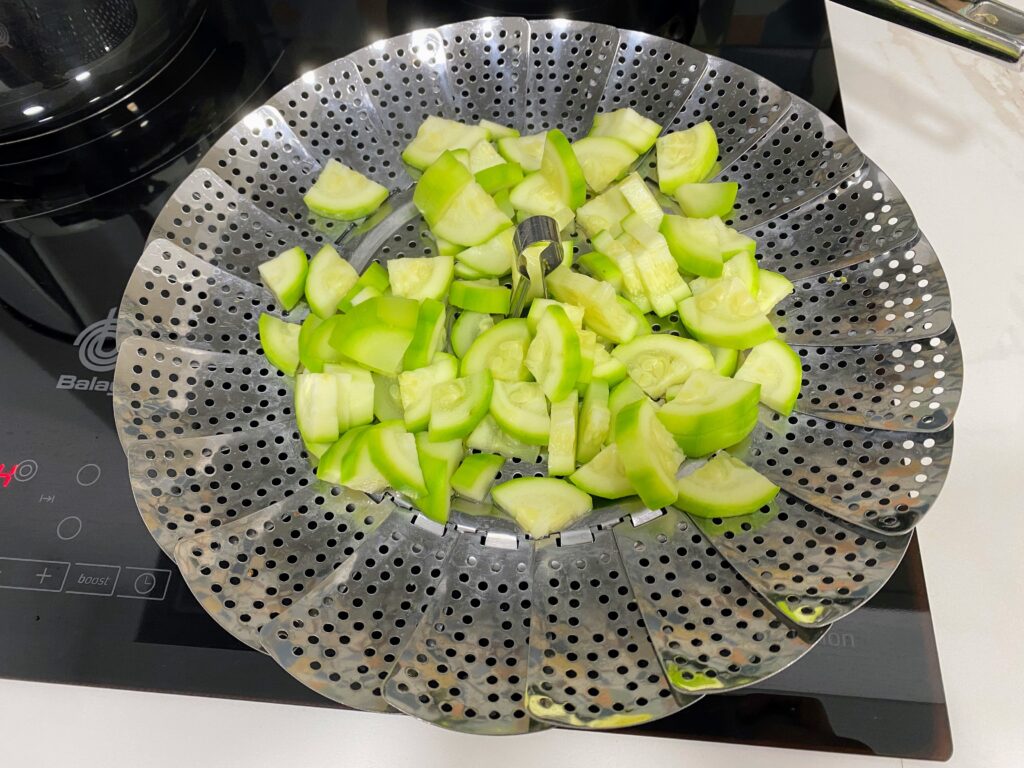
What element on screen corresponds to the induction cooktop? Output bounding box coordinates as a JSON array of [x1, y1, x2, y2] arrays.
[[0, 0, 950, 759]]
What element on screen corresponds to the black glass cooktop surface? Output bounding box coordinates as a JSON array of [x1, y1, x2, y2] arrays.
[[0, 1, 950, 760]]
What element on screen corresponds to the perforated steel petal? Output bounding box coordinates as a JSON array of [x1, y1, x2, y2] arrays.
[[718, 96, 864, 229], [260, 514, 456, 710], [775, 236, 952, 345], [527, 530, 698, 728], [174, 485, 390, 649], [614, 508, 823, 693], [197, 106, 346, 240], [438, 18, 530, 130], [117, 238, 303, 354], [597, 30, 707, 126], [523, 20, 619, 139], [348, 29, 455, 152], [690, 493, 911, 627], [113, 338, 293, 446], [113, 17, 960, 736], [744, 162, 919, 280], [149, 168, 324, 282], [128, 425, 310, 555], [661, 55, 792, 167], [384, 533, 541, 734], [792, 326, 962, 432], [268, 58, 410, 191], [738, 409, 954, 535]]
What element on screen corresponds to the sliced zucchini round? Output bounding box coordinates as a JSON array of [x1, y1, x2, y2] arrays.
[[432, 180, 513, 247], [295, 372, 339, 445], [673, 181, 738, 219], [614, 399, 684, 510], [258, 246, 308, 311], [657, 369, 760, 435], [656, 121, 719, 193], [398, 353, 459, 432], [569, 444, 634, 499], [448, 279, 512, 315], [414, 433, 464, 524], [571, 136, 638, 193], [615, 173, 663, 230], [305, 244, 359, 318], [496, 132, 547, 172], [402, 116, 487, 171], [367, 423, 428, 497], [387, 256, 455, 302], [755, 270, 795, 314], [722, 251, 760, 294], [526, 299, 584, 333], [428, 370, 494, 441], [490, 380, 551, 445], [258, 314, 301, 376], [461, 318, 532, 381], [402, 298, 447, 370], [577, 186, 631, 238], [612, 334, 714, 399], [413, 150, 474, 225], [322, 362, 375, 427], [679, 278, 777, 350], [675, 453, 779, 518], [328, 296, 420, 375], [660, 215, 724, 278], [590, 345, 628, 387], [673, 407, 759, 458], [708, 344, 739, 377], [576, 381, 611, 464], [479, 119, 520, 141], [475, 161, 524, 194], [304, 159, 389, 221], [545, 267, 639, 344], [338, 424, 388, 493], [525, 304, 581, 402], [508, 172, 574, 231], [450, 311, 494, 358], [454, 228, 515, 277], [734, 339, 803, 416], [589, 108, 661, 154], [450, 452, 505, 502], [466, 415, 541, 460], [541, 129, 587, 210]]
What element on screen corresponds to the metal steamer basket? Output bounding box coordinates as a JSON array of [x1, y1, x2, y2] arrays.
[[112, 18, 961, 735]]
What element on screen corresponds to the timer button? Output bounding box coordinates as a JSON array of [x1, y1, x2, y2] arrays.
[[115, 567, 171, 600]]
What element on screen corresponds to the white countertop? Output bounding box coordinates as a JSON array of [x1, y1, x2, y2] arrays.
[[2, 4, 1023, 766]]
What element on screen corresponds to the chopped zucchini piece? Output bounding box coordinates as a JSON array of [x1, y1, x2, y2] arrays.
[[451, 452, 505, 502], [589, 108, 661, 154], [570, 444, 634, 499], [402, 116, 487, 170], [304, 159, 388, 220], [258, 246, 307, 311], [734, 339, 803, 416], [258, 314, 301, 376], [492, 477, 593, 538], [656, 121, 719, 193], [675, 453, 779, 518], [548, 391, 579, 476]]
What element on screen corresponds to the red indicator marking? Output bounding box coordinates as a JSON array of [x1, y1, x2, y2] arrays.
[[0, 464, 17, 488]]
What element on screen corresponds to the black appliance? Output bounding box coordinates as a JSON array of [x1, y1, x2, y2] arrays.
[[0, 1, 951, 759]]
